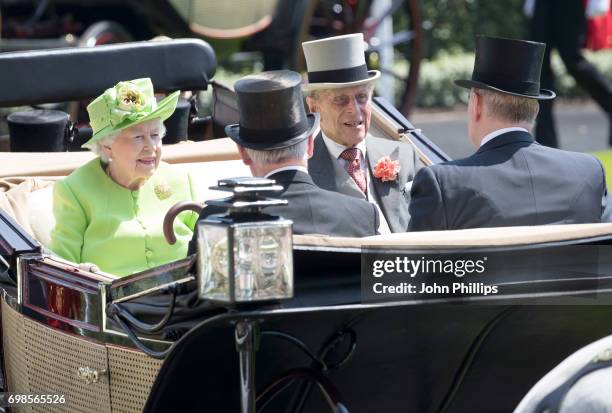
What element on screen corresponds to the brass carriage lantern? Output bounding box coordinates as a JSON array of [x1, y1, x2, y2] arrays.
[[197, 177, 294, 304]]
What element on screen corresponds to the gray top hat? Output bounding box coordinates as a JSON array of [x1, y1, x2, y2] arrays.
[[302, 33, 380, 91], [225, 70, 320, 150]]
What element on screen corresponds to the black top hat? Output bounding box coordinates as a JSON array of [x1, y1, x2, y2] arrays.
[[455, 36, 555, 100], [163, 97, 191, 144], [8, 109, 71, 152], [225, 70, 319, 150]]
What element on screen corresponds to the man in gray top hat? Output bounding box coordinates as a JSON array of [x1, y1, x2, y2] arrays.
[[302, 33, 424, 233], [409, 36, 607, 231], [189, 70, 379, 246]]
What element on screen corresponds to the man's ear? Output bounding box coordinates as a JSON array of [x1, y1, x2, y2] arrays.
[[306, 96, 317, 113], [237, 144, 252, 166], [305, 135, 315, 159], [474, 90, 484, 121]]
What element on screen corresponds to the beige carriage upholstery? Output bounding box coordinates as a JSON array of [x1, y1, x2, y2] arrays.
[[0, 177, 60, 245], [0, 137, 241, 178], [294, 223, 612, 249]]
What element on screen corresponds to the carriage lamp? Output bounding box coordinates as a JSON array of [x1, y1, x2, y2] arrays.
[[196, 177, 294, 304]]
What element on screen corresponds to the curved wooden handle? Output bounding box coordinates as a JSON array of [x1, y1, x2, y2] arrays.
[[163, 201, 205, 245]]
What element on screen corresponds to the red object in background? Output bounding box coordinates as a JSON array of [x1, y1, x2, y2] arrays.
[[586, 1, 612, 50], [47, 283, 82, 330]]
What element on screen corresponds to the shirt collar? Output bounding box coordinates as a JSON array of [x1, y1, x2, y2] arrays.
[[480, 127, 529, 147], [321, 131, 367, 159], [264, 165, 308, 179]]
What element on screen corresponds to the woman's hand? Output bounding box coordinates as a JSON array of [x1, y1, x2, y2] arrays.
[[78, 262, 100, 273]]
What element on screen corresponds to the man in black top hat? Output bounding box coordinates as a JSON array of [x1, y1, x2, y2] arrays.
[[191, 70, 379, 241], [409, 36, 607, 231]]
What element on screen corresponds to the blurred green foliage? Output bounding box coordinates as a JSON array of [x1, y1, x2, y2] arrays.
[[419, 0, 528, 58], [416, 50, 612, 107], [198, 0, 611, 110], [202, 49, 612, 110]]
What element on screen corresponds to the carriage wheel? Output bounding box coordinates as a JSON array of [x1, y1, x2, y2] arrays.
[[78, 20, 133, 47], [297, 0, 422, 116]]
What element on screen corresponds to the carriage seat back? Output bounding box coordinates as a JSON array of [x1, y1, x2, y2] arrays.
[[0, 38, 217, 107]]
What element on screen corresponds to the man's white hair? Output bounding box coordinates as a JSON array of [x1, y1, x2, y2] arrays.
[[88, 119, 166, 163], [244, 138, 308, 165]]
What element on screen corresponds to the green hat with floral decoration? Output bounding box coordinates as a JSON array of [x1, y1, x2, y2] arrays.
[[82, 78, 180, 148]]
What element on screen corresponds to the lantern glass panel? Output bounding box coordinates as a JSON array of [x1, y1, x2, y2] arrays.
[[232, 221, 293, 301], [197, 220, 293, 303], [197, 222, 231, 301]]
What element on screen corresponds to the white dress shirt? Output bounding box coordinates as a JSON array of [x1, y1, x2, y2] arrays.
[[480, 127, 529, 147], [264, 165, 308, 179]]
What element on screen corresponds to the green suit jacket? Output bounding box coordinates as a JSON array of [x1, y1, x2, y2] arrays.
[[50, 158, 198, 276]]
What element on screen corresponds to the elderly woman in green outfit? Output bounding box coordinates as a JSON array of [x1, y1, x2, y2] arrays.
[[49, 78, 198, 276]]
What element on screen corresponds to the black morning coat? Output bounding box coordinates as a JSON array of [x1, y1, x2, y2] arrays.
[[409, 131, 607, 231], [188, 169, 379, 255]]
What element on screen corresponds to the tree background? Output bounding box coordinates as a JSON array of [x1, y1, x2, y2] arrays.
[[416, 0, 528, 58]]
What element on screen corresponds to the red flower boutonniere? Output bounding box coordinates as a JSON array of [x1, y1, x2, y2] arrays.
[[373, 156, 400, 182]]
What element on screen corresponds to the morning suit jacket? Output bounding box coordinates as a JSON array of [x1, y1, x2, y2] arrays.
[[188, 169, 378, 254], [409, 131, 607, 231], [308, 133, 423, 232]]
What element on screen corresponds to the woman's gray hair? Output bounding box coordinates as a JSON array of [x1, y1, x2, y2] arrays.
[[89, 132, 119, 163], [88, 119, 166, 163]]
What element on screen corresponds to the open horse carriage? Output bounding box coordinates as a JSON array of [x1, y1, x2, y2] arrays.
[[1, 40, 612, 413]]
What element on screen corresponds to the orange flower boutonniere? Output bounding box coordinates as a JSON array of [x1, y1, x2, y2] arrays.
[[373, 156, 400, 182]]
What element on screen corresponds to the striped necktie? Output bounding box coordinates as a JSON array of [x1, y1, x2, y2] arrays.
[[339, 147, 367, 195]]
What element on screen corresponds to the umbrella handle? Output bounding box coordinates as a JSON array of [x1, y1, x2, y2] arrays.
[[163, 201, 204, 245]]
